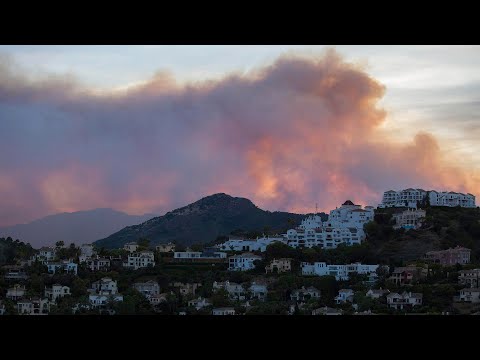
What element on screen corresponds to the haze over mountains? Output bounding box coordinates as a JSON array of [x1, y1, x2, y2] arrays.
[[0, 208, 157, 248], [94, 193, 326, 249]]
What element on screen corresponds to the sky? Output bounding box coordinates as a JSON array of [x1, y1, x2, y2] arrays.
[[0, 45, 479, 226]]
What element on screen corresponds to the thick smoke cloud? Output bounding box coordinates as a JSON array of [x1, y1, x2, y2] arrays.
[[0, 49, 477, 226]]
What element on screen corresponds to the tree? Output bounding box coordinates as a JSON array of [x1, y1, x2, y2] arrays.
[[137, 238, 151, 250], [211, 289, 231, 308], [55, 241, 65, 248], [71, 278, 88, 297]]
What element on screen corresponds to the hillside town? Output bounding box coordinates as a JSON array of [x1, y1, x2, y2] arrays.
[[0, 189, 479, 315]]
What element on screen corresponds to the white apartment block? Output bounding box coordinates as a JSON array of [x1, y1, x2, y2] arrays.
[[45, 284, 71, 302], [123, 251, 155, 270], [217, 236, 287, 253], [284, 201, 374, 249], [228, 253, 262, 271], [380, 188, 427, 208], [380, 188, 476, 208], [429, 191, 476, 208], [301, 262, 379, 281]]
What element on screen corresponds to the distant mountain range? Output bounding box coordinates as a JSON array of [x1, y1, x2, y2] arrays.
[[94, 193, 327, 249], [0, 209, 157, 249]]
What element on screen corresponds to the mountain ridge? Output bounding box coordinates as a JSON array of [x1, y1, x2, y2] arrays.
[[0, 208, 157, 248], [94, 193, 327, 249]]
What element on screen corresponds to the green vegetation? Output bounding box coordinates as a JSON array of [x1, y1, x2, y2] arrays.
[[2, 204, 480, 315], [94, 193, 321, 249], [0, 237, 35, 266]]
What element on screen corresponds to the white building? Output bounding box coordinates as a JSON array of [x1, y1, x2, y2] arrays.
[[88, 277, 122, 308], [228, 253, 262, 271], [90, 277, 118, 295], [124, 242, 139, 253], [45, 284, 71, 302], [458, 269, 480, 288], [392, 209, 426, 230], [386, 292, 423, 310], [213, 281, 246, 301], [36, 247, 56, 263], [265, 258, 292, 274], [124, 251, 155, 270], [89, 294, 124, 308], [174, 250, 227, 260], [312, 306, 343, 315], [170, 282, 202, 296], [212, 307, 235, 315], [46, 260, 78, 275], [156, 243, 176, 253], [3, 266, 29, 281], [17, 298, 50, 315], [429, 191, 476, 208], [249, 282, 268, 301], [188, 297, 212, 310], [380, 188, 476, 208], [458, 288, 480, 303], [284, 201, 374, 249], [380, 188, 427, 208], [133, 280, 160, 298], [217, 236, 288, 253], [149, 293, 169, 306], [301, 262, 379, 281], [80, 244, 95, 258], [6, 284, 26, 301], [86, 257, 111, 271], [290, 286, 321, 301], [335, 289, 354, 304]]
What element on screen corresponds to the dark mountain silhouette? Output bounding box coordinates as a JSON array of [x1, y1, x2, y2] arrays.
[[0, 208, 157, 249], [94, 193, 326, 249]]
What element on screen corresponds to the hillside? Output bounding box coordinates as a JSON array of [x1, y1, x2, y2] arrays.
[[94, 193, 324, 249], [0, 209, 157, 248], [365, 205, 480, 264]]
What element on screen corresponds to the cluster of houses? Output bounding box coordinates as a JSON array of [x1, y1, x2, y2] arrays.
[[0, 185, 478, 315], [215, 200, 375, 252], [379, 188, 476, 209]]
